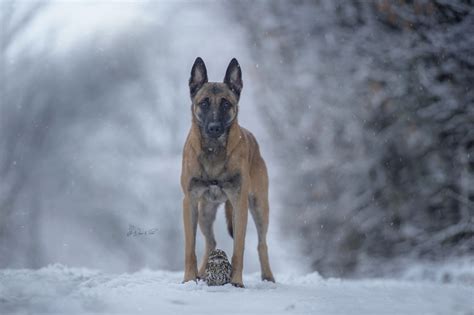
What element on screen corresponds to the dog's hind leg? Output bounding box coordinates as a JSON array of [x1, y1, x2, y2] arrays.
[[249, 194, 275, 282], [197, 201, 218, 278]]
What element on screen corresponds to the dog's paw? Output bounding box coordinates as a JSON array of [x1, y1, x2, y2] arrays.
[[262, 274, 275, 283], [231, 282, 245, 288], [182, 272, 198, 284], [181, 278, 198, 284], [197, 271, 206, 280]]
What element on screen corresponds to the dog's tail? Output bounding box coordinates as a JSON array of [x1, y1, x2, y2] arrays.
[[225, 200, 233, 238]]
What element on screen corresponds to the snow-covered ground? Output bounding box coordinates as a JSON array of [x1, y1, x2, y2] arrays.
[[1, 264, 472, 315]]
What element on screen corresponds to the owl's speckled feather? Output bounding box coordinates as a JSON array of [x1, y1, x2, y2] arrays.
[[204, 249, 232, 286]]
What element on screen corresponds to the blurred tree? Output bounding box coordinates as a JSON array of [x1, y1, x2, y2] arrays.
[[362, 0, 474, 265], [0, 1, 184, 270], [0, 0, 47, 267], [230, 0, 474, 276]]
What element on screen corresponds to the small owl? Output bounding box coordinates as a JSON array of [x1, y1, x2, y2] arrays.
[[204, 249, 232, 286]]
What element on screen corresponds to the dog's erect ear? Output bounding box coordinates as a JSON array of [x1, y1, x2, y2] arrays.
[[223, 58, 243, 98], [189, 57, 208, 97]]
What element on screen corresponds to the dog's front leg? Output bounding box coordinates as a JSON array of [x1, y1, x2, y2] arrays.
[[182, 194, 198, 283], [228, 186, 249, 287]]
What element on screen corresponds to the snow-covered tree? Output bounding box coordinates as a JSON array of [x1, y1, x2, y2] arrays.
[[231, 0, 474, 276]]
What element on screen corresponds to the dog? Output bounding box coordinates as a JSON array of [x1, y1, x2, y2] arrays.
[[180, 57, 275, 287]]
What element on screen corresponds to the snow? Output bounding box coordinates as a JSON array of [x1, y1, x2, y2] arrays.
[[1, 265, 472, 315]]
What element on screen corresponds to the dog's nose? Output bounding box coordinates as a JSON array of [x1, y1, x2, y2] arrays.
[[207, 122, 223, 137]]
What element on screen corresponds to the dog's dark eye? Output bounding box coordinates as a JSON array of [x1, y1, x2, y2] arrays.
[[221, 99, 232, 110], [199, 99, 209, 109]]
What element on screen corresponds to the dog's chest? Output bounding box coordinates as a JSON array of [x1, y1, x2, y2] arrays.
[[199, 150, 227, 179], [189, 153, 241, 203], [197, 154, 228, 203]]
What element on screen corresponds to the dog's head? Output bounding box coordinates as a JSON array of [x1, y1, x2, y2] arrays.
[[189, 57, 242, 139]]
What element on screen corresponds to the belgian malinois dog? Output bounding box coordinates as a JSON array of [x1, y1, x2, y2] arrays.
[[181, 57, 275, 287]]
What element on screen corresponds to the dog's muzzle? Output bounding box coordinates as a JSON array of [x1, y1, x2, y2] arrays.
[[206, 122, 224, 138]]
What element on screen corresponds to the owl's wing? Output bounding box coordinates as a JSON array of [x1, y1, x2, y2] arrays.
[[223, 261, 232, 274]]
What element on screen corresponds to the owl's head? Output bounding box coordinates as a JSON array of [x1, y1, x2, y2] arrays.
[[208, 249, 228, 262]]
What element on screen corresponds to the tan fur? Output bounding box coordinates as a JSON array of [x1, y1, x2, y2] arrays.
[[181, 60, 275, 287]]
